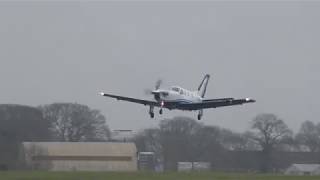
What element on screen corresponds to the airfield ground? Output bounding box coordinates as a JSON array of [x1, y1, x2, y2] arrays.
[[0, 171, 319, 180]]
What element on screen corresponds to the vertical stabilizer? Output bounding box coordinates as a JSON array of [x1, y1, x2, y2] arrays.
[[197, 74, 210, 98]]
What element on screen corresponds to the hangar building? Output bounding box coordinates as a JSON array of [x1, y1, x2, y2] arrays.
[[20, 142, 137, 171], [285, 164, 320, 175]]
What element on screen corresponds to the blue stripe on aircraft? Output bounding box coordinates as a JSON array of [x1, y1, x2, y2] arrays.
[[165, 99, 194, 104]]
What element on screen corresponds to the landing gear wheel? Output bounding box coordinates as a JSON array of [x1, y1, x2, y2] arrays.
[[159, 109, 163, 115], [149, 106, 155, 118], [197, 110, 203, 120]]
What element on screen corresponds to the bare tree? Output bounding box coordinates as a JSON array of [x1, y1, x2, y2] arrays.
[[250, 113, 292, 172], [39, 103, 110, 142], [134, 116, 263, 171], [159, 117, 201, 170], [296, 121, 320, 152], [134, 128, 162, 160], [222, 130, 259, 151], [191, 125, 225, 168]]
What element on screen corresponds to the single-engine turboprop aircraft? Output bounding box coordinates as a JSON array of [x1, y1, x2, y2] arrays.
[[100, 74, 255, 120]]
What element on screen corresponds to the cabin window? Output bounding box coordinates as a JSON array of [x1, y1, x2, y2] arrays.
[[172, 87, 180, 92]]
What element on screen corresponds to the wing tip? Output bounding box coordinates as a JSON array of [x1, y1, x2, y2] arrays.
[[245, 98, 256, 103]]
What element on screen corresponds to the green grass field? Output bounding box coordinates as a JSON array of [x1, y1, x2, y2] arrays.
[[0, 172, 319, 180]]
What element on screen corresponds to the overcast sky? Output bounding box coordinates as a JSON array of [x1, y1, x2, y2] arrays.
[[0, 1, 319, 132]]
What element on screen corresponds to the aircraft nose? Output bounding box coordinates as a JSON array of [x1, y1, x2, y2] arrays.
[[151, 90, 160, 95]]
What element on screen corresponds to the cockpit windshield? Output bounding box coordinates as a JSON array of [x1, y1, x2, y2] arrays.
[[171, 87, 180, 92]]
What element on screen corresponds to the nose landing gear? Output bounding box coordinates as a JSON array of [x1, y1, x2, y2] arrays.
[[149, 101, 164, 118], [159, 101, 164, 115], [197, 110, 203, 120]]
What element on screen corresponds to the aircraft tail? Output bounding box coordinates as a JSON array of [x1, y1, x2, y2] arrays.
[[197, 74, 210, 98]]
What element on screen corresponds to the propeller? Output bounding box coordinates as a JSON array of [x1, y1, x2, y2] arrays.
[[155, 79, 162, 90], [144, 79, 163, 95]]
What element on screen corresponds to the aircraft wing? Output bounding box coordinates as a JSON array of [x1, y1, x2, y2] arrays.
[[100, 92, 160, 107], [179, 98, 255, 110]]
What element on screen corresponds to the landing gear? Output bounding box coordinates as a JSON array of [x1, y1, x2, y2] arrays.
[[149, 106, 155, 118], [197, 110, 203, 120], [159, 101, 164, 115]]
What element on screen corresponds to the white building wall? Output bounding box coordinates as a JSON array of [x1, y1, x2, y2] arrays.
[[285, 164, 320, 176], [22, 142, 137, 172], [49, 160, 137, 171]]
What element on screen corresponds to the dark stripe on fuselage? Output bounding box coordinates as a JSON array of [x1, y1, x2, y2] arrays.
[[164, 99, 194, 103], [162, 99, 197, 110]]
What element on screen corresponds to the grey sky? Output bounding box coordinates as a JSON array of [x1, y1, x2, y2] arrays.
[[0, 1, 319, 132]]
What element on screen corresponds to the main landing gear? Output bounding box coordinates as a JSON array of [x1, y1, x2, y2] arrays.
[[197, 110, 203, 120], [149, 106, 154, 118], [149, 104, 164, 118]]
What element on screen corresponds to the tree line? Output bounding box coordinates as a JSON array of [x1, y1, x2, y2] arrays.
[[134, 115, 320, 172], [0, 103, 110, 169], [0, 103, 319, 172]]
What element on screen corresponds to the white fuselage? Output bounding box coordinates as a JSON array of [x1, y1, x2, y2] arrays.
[[155, 86, 202, 104]]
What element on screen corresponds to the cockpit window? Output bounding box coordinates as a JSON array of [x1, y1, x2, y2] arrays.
[[172, 87, 180, 92]]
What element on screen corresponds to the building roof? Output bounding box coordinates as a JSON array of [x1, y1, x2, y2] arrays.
[[22, 142, 137, 156]]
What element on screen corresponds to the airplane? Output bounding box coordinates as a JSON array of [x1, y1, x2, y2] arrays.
[[100, 74, 255, 120]]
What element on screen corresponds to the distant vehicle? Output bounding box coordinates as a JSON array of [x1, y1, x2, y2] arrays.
[[100, 74, 255, 120]]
